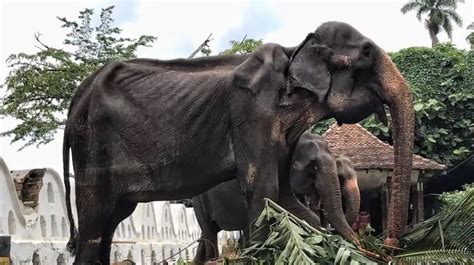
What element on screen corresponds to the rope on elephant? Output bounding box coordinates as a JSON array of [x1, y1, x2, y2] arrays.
[[196, 238, 219, 260], [155, 238, 217, 264]]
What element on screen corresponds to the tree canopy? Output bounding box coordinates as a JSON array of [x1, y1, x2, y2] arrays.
[[220, 37, 263, 55], [401, 0, 462, 47], [3, 6, 156, 147], [390, 44, 473, 166], [467, 22, 474, 49]]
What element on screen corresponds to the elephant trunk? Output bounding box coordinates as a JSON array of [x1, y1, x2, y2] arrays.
[[316, 161, 360, 245], [375, 51, 415, 248], [278, 183, 321, 228], [341, 178, 360, 226]]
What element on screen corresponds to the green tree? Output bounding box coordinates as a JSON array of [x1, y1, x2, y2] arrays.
[[220, 37, 263, 55], [3, 6, 156, 147], [390, 44, 473, 166], [467, 22, 474, 49], [401, 0, 463, 47], [440, 183, 474, 213]]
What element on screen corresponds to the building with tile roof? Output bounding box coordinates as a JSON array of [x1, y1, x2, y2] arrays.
[[323, 123, 446, 171], [322, 123, 446, 233]]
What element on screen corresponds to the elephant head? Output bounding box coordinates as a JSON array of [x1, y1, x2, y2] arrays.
[[290, 132, 359, 242], [335, 155, 360, 226], [285, 22, 414, 247]]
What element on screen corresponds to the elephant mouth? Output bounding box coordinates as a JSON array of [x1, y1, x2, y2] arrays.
[[333, 90, 387, 126], [373, 97, 389, 126], [294, 183, 314, 196]]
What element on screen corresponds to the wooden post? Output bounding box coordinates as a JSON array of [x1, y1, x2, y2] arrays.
[[188, 33, 213, 59], [381, 184, 387, 236], [417, 181, 424, 223]]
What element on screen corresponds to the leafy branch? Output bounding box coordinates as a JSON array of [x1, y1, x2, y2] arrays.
[[3, 6, 156, 148], [241, 199, 384, 264]]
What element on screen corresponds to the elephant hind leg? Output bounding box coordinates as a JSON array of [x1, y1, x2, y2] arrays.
[[204, 231, 219, 262], [194, 236, 207, 264], [194, 233, 218, 264], [194, 223, 220, 264], [99, 201, 137, 265], [74, 189, 114, 264]]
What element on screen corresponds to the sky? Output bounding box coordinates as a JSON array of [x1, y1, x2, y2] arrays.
[[0, 0, 473, 174]]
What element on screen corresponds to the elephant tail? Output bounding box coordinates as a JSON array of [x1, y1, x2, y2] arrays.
[[63, 128, 77, 255]]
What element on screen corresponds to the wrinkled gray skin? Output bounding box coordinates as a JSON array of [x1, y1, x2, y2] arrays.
[[306, 153, 361, 228], [336, 155, 361, 226], [192, 132, 360, 263], [63, 22, 413, 264], [291, 134, 361, 238]]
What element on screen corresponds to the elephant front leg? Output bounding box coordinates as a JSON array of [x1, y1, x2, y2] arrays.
[[238, 161, 279, 230], [231, 124, 280, 231], [230, 97, 281, 233]]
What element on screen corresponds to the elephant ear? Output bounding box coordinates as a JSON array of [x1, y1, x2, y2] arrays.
[[288, 33, 332, 103], [233, 44, 290, 94]]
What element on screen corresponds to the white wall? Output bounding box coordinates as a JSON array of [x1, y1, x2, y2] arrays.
[[0, 157, 209, 264]]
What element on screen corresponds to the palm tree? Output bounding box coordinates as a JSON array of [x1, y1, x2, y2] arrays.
[[401, 0, 463, 47], [467, 22, 474, 49]]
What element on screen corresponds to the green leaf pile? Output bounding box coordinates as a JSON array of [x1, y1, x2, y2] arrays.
[[241, 199, 379, 265]]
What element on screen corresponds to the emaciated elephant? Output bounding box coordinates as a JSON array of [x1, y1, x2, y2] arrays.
[[63, 21, 414, 264], [192, 132, 361, 263]]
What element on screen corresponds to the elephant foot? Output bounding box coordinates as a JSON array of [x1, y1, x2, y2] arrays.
[[383, 237, 400, 253]]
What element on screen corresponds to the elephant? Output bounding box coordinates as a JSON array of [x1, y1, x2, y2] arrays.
[[63, 21, 414, 264], [305, 154, 360, 228], [192, 132, 361, 263]]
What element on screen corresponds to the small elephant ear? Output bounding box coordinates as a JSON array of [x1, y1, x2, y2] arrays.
[[233, 44, 290, 94], [288, 33, 332, 103]]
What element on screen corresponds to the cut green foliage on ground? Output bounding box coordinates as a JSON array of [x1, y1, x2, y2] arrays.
[[241, 199, 383, 264]]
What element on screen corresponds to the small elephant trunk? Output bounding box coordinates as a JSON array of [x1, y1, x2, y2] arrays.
[[317, 161, 360, 245], [341, 178, 360, 226], [278, 181, 321, 228]]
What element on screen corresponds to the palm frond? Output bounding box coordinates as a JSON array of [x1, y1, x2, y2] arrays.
[[416, 5, 430, 21], [442, 19, 454, 39], [235, 189, 473, 264], [396, 189, 474, 264], [241, 199, 384, 264], [393, 249, 474, 264], [401, 1, 423, 14], [444, 9, 463, 26], [436, 0, 458, 8], [429, 9, 445, 25]]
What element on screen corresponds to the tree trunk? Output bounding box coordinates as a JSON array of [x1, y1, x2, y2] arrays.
[[429, 28, 439, 48], [426, 20, 440, 48]]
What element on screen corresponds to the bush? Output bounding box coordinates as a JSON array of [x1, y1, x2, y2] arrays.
[[390, 44, 473, 166]]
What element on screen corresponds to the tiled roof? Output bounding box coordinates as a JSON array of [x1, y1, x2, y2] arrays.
[[322, 123, 446, 171]]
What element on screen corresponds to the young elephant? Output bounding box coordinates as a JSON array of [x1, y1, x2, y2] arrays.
[[192, 132, 360, 263], [306, 154, 361, 227]]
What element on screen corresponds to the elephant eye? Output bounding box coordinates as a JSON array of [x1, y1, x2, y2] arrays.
[[361, 42, 372, 58]]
